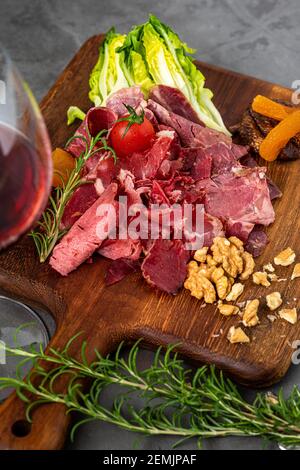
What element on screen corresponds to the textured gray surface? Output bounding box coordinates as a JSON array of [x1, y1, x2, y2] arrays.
[[0, 0, 300, 451]]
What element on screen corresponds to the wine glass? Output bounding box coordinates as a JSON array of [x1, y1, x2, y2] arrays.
[[0, 45, 53, 249], [0, 45, 52, 396]]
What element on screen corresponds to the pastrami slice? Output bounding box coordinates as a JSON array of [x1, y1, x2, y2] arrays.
[[141, 239, 190, 294], [50, 182, 118, 276]]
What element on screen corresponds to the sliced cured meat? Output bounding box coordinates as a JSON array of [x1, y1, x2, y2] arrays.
[[147, 99, 231, 148], [98, 238, 142, 260], [245, 225, 269, 257], [106, 86, 147, 116], [106, 258, 140, 286], [150, 85, 202, 124], [205, 167, 275, 228], [202, 213, 224, 247], [240, 154, 282, 200], [224, 219, 255, 242], [86, 153, 118, 187], [61, 184, 99, 230], [50, 183, 118, 276], [180, 147, 212, 180], [141, 239, 190, 294], [66, 107, 117, 157], [123, 130, 175, 180]]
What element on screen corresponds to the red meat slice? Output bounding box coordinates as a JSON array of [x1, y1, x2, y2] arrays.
[[60, 184, 99, 230], [147, 99, 231, 148], [180, 148, 212, 180], [123, 130, 175, 180], [66, 107, 117, 158], [245, 225, 269, 257], [98, 239, 142, 260], [205, 168, 275, 232], [106, 86, 147, 116], [50, 182, 118, 276], [141, 239, 190, 294], [150, 85, 203, 124], [106, 259, 140, 286]]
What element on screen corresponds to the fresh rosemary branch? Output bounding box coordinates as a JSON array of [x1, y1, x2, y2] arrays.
[[1, 339, 300, 448], [30, 131, 116, 262]]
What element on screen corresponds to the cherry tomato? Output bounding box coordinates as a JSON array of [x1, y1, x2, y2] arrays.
[[110, 115, 155, 159]]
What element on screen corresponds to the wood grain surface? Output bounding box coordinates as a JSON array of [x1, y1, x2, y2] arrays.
[[0, 34, 299, 449]]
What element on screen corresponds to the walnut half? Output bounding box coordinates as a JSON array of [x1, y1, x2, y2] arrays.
[[242, 299, 260, 327]]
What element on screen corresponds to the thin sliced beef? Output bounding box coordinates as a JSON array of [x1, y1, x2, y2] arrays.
[[240, 154, 282, 200], [202, 213, 225, 246], [106, 86, 147, 116], [180, 147, 212, 180], [123, 130, 175, 180], [225, 219, 255, 242], [50, 183, 118, 276], [85, 153, 119, 189], [205, 167, 275, 236], [150, 85, 203, 124], [147, 99, 232, 148], [66, 107, 117, 158], [98, 238, 142, 260], [106, 259, 140, 286], [61, 184, 99, 230], [245, 225, 269, 257], [141, 239, 190, 294], [183, 210, 224, 249]]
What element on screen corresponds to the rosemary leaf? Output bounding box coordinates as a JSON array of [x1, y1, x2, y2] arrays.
[[1, 340, 300, 448]]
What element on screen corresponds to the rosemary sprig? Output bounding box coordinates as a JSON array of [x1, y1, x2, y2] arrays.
[[30, 130, 116, 262], [1, 339, 300, 448]]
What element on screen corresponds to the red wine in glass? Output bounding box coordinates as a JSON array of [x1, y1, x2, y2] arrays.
[[0, 48, 52, 249], [0, 46, 52, 393]]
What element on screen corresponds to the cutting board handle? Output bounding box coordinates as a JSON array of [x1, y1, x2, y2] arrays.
[[0, 326, 115, 450]]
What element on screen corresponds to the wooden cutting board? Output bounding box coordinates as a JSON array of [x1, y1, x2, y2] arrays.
[[0, 34, 299, 450]]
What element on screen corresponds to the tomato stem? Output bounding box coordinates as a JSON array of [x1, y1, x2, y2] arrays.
[[114, 103, 145, 138]]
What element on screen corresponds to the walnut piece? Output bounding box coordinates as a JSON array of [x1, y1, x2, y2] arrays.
[[194, 247, 208, 263], [200, 275, 217, 303], [242, 299, 260, 327], [227, 326, 250, 344], [185, 236, 256, 307], [268, 273, 279, 282], [263, 263, 275, 273], [279, 308, 297, 324], [266, 292, 282, 311], [274, 247, 295, 266], [198, 264, 215, 280], [226, 283, 244, 302], [291, 263, 300, 280], [228, 236, 244, 250], [218, 303, 239, 316], [252, 271, 271, 287], [184, 271, 203, 300], [211, 267, 229, 300], [240, 251, 255, 280]]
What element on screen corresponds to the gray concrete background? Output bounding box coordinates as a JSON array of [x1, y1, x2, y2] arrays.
[[0, 0, 300, 450]]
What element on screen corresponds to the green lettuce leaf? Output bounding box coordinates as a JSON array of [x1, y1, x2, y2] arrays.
[[67, 106, 86, 126], [89, 28, 129, 106]]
